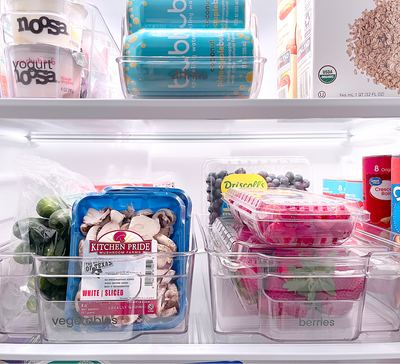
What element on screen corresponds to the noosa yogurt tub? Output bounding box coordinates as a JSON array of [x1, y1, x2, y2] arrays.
[[6, 0, 88, 51], [6, 44, 84, 98]]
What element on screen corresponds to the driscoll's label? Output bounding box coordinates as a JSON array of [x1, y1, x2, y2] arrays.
[[362, 155, 391, 227], [123, 29, 254, 98], [127, 0, 247, 35]]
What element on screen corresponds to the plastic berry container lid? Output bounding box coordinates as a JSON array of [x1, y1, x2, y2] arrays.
[[223, 188, 370, 247]]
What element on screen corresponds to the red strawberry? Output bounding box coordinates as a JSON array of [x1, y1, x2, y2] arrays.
[[263, 276, 308, 318], [264, 222, 297, 246], [317, 276, 364, 316], [331, 220, 354, 243], [235, 225, 253, 242], [295, 223, 316, 246]]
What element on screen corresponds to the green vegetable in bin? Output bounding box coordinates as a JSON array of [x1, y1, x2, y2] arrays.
[[12, 217, 49, 241], [26, 295, 37, 313], [49, 209, 71, 231], [36, 196, 64, 218], [13, 242, 34, 264]]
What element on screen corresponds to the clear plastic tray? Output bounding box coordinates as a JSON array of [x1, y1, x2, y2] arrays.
[[0, 235, 196, 343], [117, 55, 266, 99], [224, 188, 370, 247], [0, 1, 123, 98], [203, 157, 312, 225], [199, 214, 400, 342]]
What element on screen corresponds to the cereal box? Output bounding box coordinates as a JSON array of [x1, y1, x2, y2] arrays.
[[297, 0, 400, 98]]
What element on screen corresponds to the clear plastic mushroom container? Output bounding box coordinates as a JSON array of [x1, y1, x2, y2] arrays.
[[223, 188, 370, 247]]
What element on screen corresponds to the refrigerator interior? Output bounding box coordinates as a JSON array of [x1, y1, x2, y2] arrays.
[[1, 0, 400, 363]]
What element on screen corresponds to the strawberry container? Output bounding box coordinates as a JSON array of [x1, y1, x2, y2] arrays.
[[199, 214, 400, 342], [223, 188, 370, 247]]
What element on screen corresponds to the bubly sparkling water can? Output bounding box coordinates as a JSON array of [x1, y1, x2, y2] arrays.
[[120, 28, 260, 98], [363, 155, 392, 228], [392, 156, 400, 233], [126, 0, 251, 35]]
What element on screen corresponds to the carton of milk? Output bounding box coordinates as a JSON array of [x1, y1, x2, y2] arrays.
[[297, 0, 400, 99]]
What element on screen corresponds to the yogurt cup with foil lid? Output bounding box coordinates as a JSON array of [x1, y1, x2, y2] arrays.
[[5, 43, 85, 98], [3, 0, 88, 51], [126, 0, 252, 35], [118, 28, 265, 98]]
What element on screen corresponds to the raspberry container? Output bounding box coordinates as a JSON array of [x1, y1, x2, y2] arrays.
[[223, 188, 369, 247], [200, 214, 400, 342]]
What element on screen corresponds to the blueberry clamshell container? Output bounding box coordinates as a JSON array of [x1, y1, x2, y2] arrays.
[[223, 188, 370, 247], [202, 157, 312, 225], [199, 214, 400, 342]]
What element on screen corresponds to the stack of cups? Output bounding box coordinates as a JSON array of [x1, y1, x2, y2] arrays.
[[118, 0, 266, 99], [0, 0, 88, 98]]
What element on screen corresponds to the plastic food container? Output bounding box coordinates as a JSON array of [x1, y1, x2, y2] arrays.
[[4, 0, 88, 51], [4, 43, 84, 98], [199, 214, 400, 342], [224, 188, 369, 247], [0, 252, 40, 335], [203, 157, 312, 224], [126, 0, 253, 35], [117, 23, 266, 99], [32, 187, 195, 342]]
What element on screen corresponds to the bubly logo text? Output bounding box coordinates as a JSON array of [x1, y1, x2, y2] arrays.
[[13, 60, 57, 86], [168, 0, 188, 28], [17, 16, 68, 36]]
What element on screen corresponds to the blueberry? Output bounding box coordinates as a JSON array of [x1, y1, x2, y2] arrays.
[[216, 198, 224, 207], [212, 201, 222, 212], [215, 178, 222, 189], [206, 176, 212, 185], [280, 177, 290, 187], [213, 189, 222, 199], [303, 179, 311, 188], [266, 177, 273, 183], [285, 172, 295, 183], [235, 168, 246, 174], [294, 174, 303, 182], [217, 170, 228, 179], [294, 181, 303, 190], [272, 178, 281, 187], [258, 171, 268, 179], [208, 204, 213, 213], [207, 193, 213, 202], [277, 174, 285, 180], [268, 182, 275, 188], [269, 173, 276, 180], [209, 212, 219, 224], [206, 185, 212, 193]]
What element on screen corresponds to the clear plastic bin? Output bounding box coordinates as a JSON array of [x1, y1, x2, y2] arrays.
[[223, 188, 370, 247], [0, 233, 196, 342], [0, 251, 40, 335], [199, 214, 400, 342], [0, 1, 123, 98]]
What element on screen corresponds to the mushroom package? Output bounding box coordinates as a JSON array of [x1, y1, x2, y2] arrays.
[[76, 205, 180, 325]]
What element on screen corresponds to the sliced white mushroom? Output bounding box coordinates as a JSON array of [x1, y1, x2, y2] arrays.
[[80, 208, 111, 236], [129, 215, 160, 240], [162, 283, 179, 310], [159, 225, 174, 238], [161, 307, 178, 317], [111, 314, 139, 327], [97, 210, 125, 239], [121, 203, 135, 219], [120, 222, 130, 230], [135, 209, 154, 217], [152, 209, 177, 228], [154, 233, 177, 252]]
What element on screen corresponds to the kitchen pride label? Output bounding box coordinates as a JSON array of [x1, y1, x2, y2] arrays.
[[220, 174, 267, 217], [81, 230, 157, 316]]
